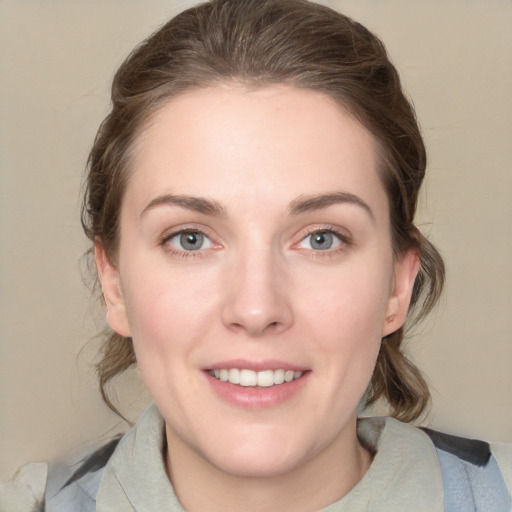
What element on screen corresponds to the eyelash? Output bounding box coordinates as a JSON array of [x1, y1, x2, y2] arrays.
[[160, 228, 215, 259], [159, 225, 352, 259], [296, 226, 352, 256]]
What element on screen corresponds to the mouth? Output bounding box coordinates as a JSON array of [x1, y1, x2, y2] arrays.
[[207, 368, 305, 388], [205, 363, 309, 408]]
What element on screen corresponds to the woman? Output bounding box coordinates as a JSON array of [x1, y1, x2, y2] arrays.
[[2, 0, 511, 510]]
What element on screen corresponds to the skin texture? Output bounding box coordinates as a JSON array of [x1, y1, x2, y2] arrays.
[[96, 85, 419, 511]]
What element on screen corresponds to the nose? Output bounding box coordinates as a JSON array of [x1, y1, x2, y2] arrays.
[[221, 247, 293, 338]]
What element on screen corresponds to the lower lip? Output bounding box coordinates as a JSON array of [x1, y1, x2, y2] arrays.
[[204, 371, 310, 409]]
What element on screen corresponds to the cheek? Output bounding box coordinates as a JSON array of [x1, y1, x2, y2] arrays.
[[317, 288, 385, 381], [298, 264, 391, 344], [287, 265, 390, 434], [297, 261, 391, 394], [120, 263, 220, 356], [118, 266, 220, 405]]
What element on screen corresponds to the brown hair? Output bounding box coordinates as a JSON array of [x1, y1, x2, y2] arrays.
[[82, 0, 445, 423]]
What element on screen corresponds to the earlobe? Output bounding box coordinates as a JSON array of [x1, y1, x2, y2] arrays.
[[382, 248, 420, 337], [94, 241, 131, 337]]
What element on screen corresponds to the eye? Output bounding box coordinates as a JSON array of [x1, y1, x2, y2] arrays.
[[298, 230, 343, 251], [165, 230, 214, 251]]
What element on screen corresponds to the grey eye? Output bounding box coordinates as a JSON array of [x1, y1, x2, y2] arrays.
[[167, 231, 213, 251], [309, 232, 334, 250], [180, 232, 204, 251], [298, 230, 342, 251]]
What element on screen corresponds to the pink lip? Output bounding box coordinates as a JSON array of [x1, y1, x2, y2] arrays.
[[206, 359, 308, 372], [203, 366, 310, 410]]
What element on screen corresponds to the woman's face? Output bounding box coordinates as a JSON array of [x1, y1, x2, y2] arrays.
[[97, 85, 417, 478]]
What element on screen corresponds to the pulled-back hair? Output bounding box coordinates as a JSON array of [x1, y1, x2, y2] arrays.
[[82, 0, 445, 423]]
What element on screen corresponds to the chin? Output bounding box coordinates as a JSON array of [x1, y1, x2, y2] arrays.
[[197, 426, 320, 479], [212, 449, 307, 479]]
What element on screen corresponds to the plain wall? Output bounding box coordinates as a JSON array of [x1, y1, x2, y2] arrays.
[[1, 0, 511, 480]]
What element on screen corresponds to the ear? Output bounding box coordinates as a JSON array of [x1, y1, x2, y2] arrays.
[[382, 248, 420, 337], [94, 240, 131, 337]]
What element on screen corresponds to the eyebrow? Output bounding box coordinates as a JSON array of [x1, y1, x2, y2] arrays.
[[141, 191, 374, 221], [141, 194, 227, 217], [288, 192, 375, 221]]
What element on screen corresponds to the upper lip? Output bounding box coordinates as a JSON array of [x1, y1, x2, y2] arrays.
[[205, 359, 308, 372]]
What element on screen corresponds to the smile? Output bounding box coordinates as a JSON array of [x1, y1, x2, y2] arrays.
[[209, 368, 304, 387]]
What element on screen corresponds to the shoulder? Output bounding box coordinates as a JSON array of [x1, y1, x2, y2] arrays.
[[0, 462, 47, 512], [421, 427, 493, 466], [44, 435, 122, 512], [420, 426, 512, 511], [490, 442, 512, 495], [359, 417, 512, 511], [0, 436, 123, 512]]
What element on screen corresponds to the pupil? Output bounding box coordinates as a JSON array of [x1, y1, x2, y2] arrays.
[[311, 232, 332, 250], [181, 232, 203, 250]]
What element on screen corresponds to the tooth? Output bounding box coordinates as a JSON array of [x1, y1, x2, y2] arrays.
[[239, 369, 257, 386], [257, 370, 274, 387], [228, 368, 240, 384], [273, 369, 285, 385], [284, 370, 295, 383], [213, 368, 303, 385]]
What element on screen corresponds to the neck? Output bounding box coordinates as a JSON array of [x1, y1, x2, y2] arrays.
[[165, 420, 373, 512]]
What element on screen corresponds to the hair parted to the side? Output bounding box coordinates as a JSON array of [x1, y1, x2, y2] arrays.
[[82, 0, 445, 423]]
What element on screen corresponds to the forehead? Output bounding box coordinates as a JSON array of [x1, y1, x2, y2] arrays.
[[126, 84, 387, 218]]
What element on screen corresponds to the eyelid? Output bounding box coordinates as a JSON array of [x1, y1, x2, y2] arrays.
[[160, 225, 221, 256], [166, 230, 214, 250], [292, 225, 353, 252]]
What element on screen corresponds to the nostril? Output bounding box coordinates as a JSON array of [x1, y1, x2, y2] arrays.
[[266, 321, 281, 333], [228, 319, 283, 337]]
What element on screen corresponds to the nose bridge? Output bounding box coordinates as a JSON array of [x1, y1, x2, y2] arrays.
[[222, 239, 292, 337]]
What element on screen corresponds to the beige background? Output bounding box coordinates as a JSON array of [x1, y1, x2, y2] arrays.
[[1, 0, 511, 480]]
